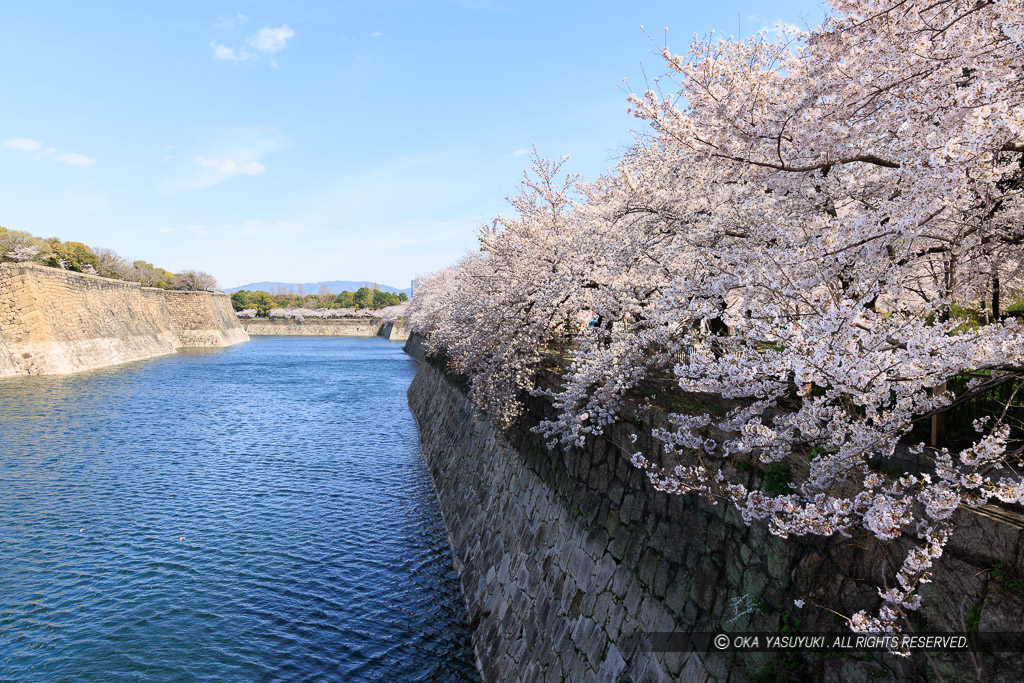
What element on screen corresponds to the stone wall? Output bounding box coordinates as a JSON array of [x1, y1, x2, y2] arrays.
[[0, 262, 248, 376], [0, 327, 16, 375], [164, 290, 249, 347], [241, 317, 411, 340], [378, 319, 411, 341], [408, 351, 1024, 682], [240, 317, 384, 337], [404, 332, 427, 362]]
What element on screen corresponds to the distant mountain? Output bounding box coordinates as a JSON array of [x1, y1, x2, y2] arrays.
[[223, 280, 412, 296]]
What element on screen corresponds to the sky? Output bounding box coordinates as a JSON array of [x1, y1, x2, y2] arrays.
[[0, 0, 828, 290]]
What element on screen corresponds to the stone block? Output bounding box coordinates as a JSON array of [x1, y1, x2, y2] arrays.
[[947, 506, 1022, 566], [407, 360, 1024, 683], [598, 643, 627, 683]]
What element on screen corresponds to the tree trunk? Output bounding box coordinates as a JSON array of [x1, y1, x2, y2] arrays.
[[993, 275, 1001, 320], [931, 382, 947, 448]]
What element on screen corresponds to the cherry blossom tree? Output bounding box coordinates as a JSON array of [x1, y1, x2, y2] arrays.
[[264, 304, 409, 321], [616, 0, 1024, 633], [5, 244, 39, 262], [405, 266, 462, 334], [171, 269, 219, 292], [410, 0, 1024, 635]]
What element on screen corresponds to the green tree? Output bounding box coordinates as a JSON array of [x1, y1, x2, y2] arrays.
[[131, 260, 172, 288], [44, 239, 100, 272], [353, 287, 373, 309], [253, 292, 275, 316], [0, 227, 47, 262], [231, 290, 254, 311]]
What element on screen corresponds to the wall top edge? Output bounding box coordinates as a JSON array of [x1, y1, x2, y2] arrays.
[[0, 262, 228, 297]]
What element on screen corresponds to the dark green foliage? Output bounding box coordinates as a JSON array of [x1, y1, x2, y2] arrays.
[[43, 239, 99, 273], [635, 381, 726, 416], [966, 604, 982, 634], [1, 225, 193, 288], [753, 595, 774, 614], [775, 613, 806, 680], [762, 464, 791, 496], [948, 304, 986, 329], [229, 287, 403, 314], [991, 559, 1024, 597], [870, 461, 908, 479], [806, 445, 829, 461], [231, 290, 277, 316], [942, 371, 1024, 449], [1005, 297, 1024, 315], [753, 664, 788, 683]]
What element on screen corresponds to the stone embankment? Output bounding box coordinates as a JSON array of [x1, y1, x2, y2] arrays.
[[240, 317, 411, 340], [405, 335, 1024, 682], [0, 262, 248, 376], [378, 318, 410, 341], [403, 332, 427, 362]]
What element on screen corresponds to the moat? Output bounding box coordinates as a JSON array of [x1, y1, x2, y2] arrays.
[[0, 336, 477, 681]]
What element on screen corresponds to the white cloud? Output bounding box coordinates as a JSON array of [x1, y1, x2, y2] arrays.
[[195, 157, 266, 176], [512, 148, 530, 157], [774, 22, 804, 35], [161, 124, 288, 191], [370, 31, 382, 38], [215, 13, 246, 28], [248, 25, 294, 53], [7, 139, 95, 167], [56, 152, 96, 167], [5, 137, 42, 151], [212, 25, 292, 65], [210, 41, 254, 62], [746, 14, 807, 37]]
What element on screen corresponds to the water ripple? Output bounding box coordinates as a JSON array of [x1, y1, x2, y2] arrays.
[[0, 337, 478, 682]]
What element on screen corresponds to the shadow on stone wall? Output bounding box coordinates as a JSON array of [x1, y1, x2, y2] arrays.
[[407, 340, 1024, 682]]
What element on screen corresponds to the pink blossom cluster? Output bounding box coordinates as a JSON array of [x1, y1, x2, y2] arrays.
[[5, 245, 40, 262], [409, 0, 1024, 635]]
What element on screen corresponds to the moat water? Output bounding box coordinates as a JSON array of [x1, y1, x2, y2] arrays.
[[0, 337, 478, 681]]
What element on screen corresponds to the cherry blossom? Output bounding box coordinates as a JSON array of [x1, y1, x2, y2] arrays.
[[410, 0, 1024, 634]]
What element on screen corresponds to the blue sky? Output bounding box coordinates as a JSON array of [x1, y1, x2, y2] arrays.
[[0, 1, 826, 289]]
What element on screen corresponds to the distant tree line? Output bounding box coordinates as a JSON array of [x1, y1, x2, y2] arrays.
[[0, 225, 218, 291], [230, 287, 407, 316]]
